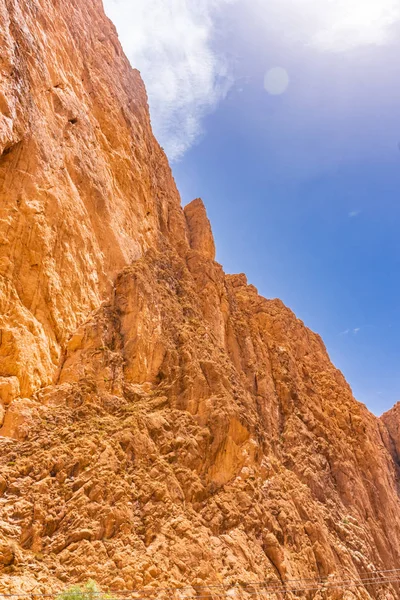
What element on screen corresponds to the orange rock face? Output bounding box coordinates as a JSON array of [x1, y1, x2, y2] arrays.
[[1, 0, 400, 596]]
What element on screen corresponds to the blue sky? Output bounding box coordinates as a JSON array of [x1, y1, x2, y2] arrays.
[[104, 0, 400, 415]]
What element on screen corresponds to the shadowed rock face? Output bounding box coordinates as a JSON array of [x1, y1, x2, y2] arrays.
[[382, 404, 400, 467], [0, 0, 400, 596]]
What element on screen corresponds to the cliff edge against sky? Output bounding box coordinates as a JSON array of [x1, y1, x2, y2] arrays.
[[0, 0, 400, 597]]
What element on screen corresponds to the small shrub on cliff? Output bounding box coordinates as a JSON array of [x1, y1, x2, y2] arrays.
[[57, 580, 115, 600]]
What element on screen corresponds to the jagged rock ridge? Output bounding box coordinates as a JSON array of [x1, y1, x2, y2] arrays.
[[0, 0, 400, 596]]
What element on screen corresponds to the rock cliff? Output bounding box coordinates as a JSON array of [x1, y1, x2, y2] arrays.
[[0, 0, 400, 597]]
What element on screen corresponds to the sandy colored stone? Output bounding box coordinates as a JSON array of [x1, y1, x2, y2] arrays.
[[0, 0, 189, 398], [381, 402, 400, 465], [0, 376, 20, 406], [0, 541, 15, 567], [184, 199, 216, 260], [0, 397, 39, 440], [0, 0, 400, 597]]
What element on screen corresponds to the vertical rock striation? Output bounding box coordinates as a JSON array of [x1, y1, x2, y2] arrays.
[[0, 0, 400, 597], [0, 0, 188, 398]]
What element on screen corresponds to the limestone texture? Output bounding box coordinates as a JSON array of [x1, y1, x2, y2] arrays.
[[0, 0, 400, 597]]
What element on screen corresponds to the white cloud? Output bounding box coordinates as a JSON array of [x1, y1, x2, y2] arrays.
[[349, 210, 361, 218], [340, 327, 361, 335], [309, 0, 400, 52], [103, 0, 400, 161], [103, 0, 235, 161], [251, 0, 400, 53]]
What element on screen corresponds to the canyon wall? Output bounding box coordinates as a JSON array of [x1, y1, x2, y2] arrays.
[[0, 0, 400, 597]]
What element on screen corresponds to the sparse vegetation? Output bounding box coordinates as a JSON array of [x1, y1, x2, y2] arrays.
[[57, 580, 115, 600]]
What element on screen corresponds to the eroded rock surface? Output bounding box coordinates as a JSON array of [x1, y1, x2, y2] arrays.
[[0, 0, 400, 597]]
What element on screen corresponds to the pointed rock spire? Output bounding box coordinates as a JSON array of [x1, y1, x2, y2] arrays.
[[184, 198, 216, 260]]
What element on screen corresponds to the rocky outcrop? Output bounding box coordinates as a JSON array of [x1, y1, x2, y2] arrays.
[[381, 403, 400, 467], [184, 198, 216, 260], [1, 0, 400, 597], [0, 0, 188, 399]]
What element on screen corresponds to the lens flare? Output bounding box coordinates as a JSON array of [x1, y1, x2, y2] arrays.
[[264, 67, 290, 95]]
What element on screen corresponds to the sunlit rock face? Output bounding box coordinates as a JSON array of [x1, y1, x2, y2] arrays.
[[0, 0, 188, 399], [1, 0, 400, 596]]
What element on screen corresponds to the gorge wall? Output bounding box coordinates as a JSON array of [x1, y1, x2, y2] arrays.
[[1, 0, 400, 597]]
